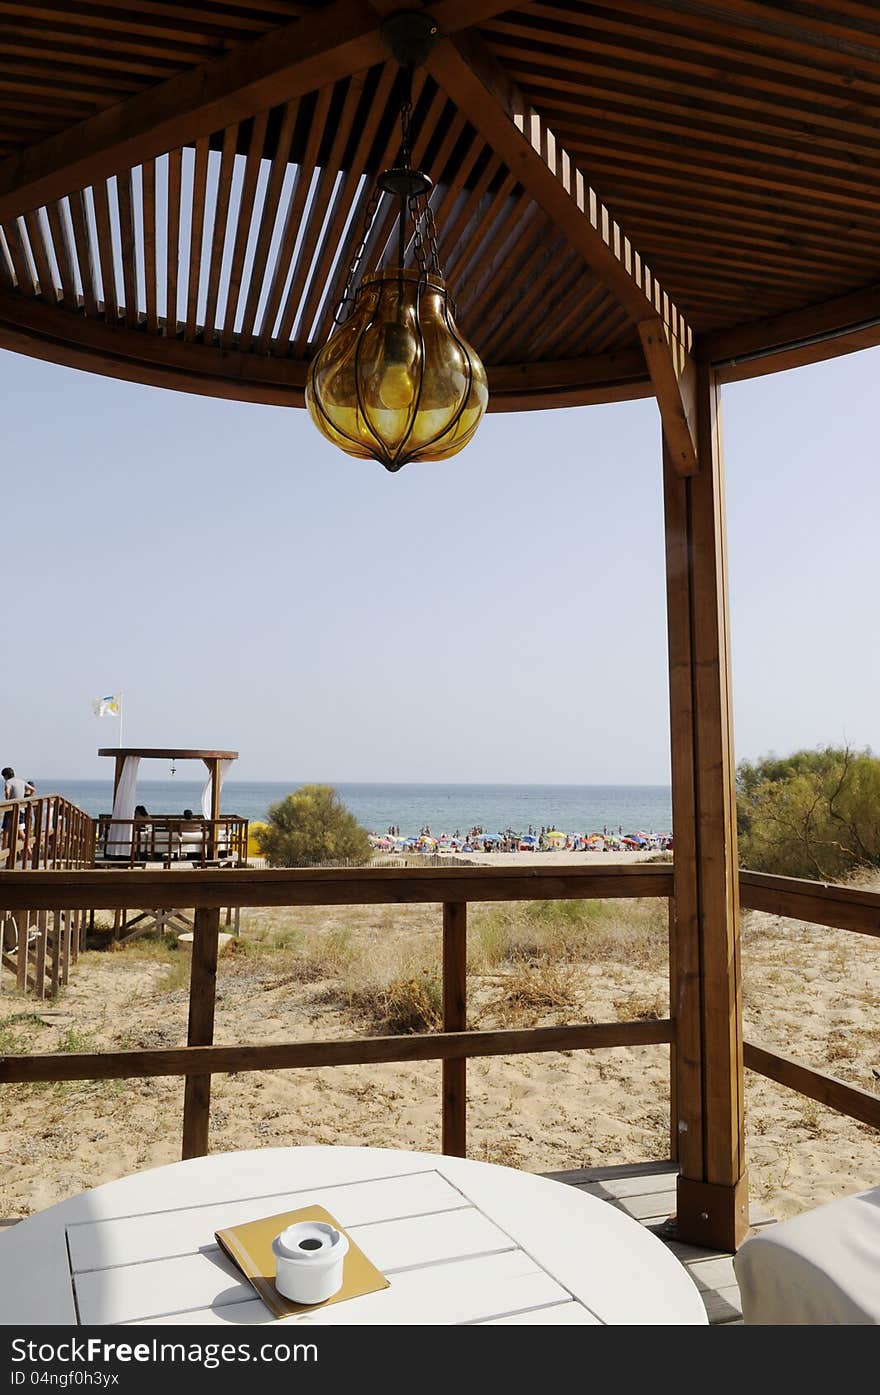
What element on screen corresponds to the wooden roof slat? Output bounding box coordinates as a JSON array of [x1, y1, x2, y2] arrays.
[[0, 225, 13, 287], [451, 177, 522, 305], [492, 3, 880, 92], [44, 198, 77, 307], [427, 32, 687, 337], [202, 123, 238, 336], [236, 96, 300, 350], [475, 223, 562, 362], [259, 82, 337, 351], [0, 16, 214, 66], [309, 67, 429, 348], [514, 265, 605, 360], [553, 127, 880, 215], [67, 188, 98, 315], [0, 36, 185, 81], [92, 179, 119, 323], [1, 215, 34, 293], [22, 207, 53, 299], [478, 236, 587, 360], [165, 145, 182, 331], [436, 155, 507, 282], [219, 106, 267, 347], [183, 134, 210, 339], [456, 198, 543, 334], [494, 46, 880, 153], [289, 60, 396, 356], [141, 157, 158, 331], [487, 19, 880, 116], [0, 0, 389, 223], [0, 1, 308, 46], [117, 167, 140, 329], [527, 274, 615, 359]]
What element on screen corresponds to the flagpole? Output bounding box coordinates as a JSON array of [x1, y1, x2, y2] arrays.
[[118, 692, 123, 749]]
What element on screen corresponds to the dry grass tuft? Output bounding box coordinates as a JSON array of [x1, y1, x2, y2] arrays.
[[346, 969, 443, 1035], [613, 990, 667, 1021], [492, 958, 578, 1023]]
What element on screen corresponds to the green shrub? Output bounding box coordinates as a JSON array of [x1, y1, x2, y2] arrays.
[[737, 745, 880, 879], [256, 785, 372, 867]]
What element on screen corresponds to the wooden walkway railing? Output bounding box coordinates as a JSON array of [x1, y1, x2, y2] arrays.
[[0, 863, 877, 1165], [0, 863, 675, 1159], [0, 795, 95, 997], [95, 814, 248, 868], [739, 870, 880, 1132]]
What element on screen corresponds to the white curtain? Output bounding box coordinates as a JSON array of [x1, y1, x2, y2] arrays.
[[201, 758, 235, 819], [107, 755, 140, 856]]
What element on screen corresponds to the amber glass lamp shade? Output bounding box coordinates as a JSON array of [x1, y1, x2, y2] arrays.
[[306, 269, 488, 471]]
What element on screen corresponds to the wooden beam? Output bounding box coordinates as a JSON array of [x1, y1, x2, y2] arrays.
[[442, 901, 467, 1157], [744, 1042, 880, 1132], [0, 0, 517, 224], [182, 906, 220, 1160], [0, 862, 674, 913], [639, 320, 699, 476], [663, 361, 748, 1252], [427, 31, 691, 349], [0, 0, 384, 221], [739, 870, 880, 937], [701, 281, 880, 374], [0, 1019, 675, 1085], [0, 289, 653, 412]]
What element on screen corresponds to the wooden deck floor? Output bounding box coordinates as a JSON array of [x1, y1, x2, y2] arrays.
[[544, 1160, 776, 1324]]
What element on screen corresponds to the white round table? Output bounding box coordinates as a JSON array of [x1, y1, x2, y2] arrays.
[[0, 1146, 707, 1325]]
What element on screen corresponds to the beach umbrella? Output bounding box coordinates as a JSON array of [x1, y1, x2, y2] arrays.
[[545, 830, 566, 844], [519, 834, 537, 845]]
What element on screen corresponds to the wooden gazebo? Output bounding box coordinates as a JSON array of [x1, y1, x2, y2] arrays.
[[2, 2, 878, 1254]]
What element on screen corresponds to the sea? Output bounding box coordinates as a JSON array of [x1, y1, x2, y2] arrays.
[[31, 780, 672, 839]]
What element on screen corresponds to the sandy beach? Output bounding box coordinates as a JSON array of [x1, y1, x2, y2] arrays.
[[2, 853, 878, 1226]]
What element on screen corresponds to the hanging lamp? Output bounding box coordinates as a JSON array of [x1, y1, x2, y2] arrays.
[[306, 12, 488, 472]]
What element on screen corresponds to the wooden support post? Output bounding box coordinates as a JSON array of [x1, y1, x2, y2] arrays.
[[442, 901, 467, 1156], [663, 361, 748, 1252], [34, 910, 47, 999], [50, 910, 61, 997], [16, 911, 29, 992], [182, 906, 221, 1160]]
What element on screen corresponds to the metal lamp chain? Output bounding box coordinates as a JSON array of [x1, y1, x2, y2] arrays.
[[334, 183, 382, 325], [409, 192, 442, 279]]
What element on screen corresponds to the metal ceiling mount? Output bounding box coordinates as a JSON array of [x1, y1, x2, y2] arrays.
[[379, 10, 440, 68]]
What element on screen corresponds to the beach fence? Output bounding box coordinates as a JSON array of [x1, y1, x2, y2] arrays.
[[0, 794, 95, 997], [0, 860, 878, 1243]]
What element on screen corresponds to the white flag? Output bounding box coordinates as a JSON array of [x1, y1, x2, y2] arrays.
[[92, 693, 121, 718]]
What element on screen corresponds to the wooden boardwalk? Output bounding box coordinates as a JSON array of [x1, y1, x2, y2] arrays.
[[545, 1160, 777, 1324]]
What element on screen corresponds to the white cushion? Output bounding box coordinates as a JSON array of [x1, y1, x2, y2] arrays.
[[734, 1186, 880, 1324]]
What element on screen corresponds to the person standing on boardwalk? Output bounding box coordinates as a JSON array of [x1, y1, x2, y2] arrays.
[[2, 768, 35, 850]]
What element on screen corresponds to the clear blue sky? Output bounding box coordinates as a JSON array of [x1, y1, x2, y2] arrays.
[[2, 343, 877, 784]]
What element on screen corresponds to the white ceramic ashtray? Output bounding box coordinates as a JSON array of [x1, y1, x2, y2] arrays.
[[272, 1221, 350, 1304]]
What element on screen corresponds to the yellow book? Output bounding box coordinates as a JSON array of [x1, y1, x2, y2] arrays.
[[215, 1204, 390, 1319]]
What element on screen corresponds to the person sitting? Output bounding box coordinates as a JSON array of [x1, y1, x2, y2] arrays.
[[180, 809, 205, 860], [133, 804, 152, 859]]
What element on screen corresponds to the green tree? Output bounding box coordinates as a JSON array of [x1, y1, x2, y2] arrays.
[[737, 745, 880, 879], [256, 785, 373, 867]]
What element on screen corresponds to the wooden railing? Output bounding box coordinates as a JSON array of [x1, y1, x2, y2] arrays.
[[0, 794, 95, 996], [0, 863, 675, 1160], [2, 794, 94, 871], [739, 870, 880, 1131], [95, 814, 249, 868], [0, 863, 877, 1168]]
